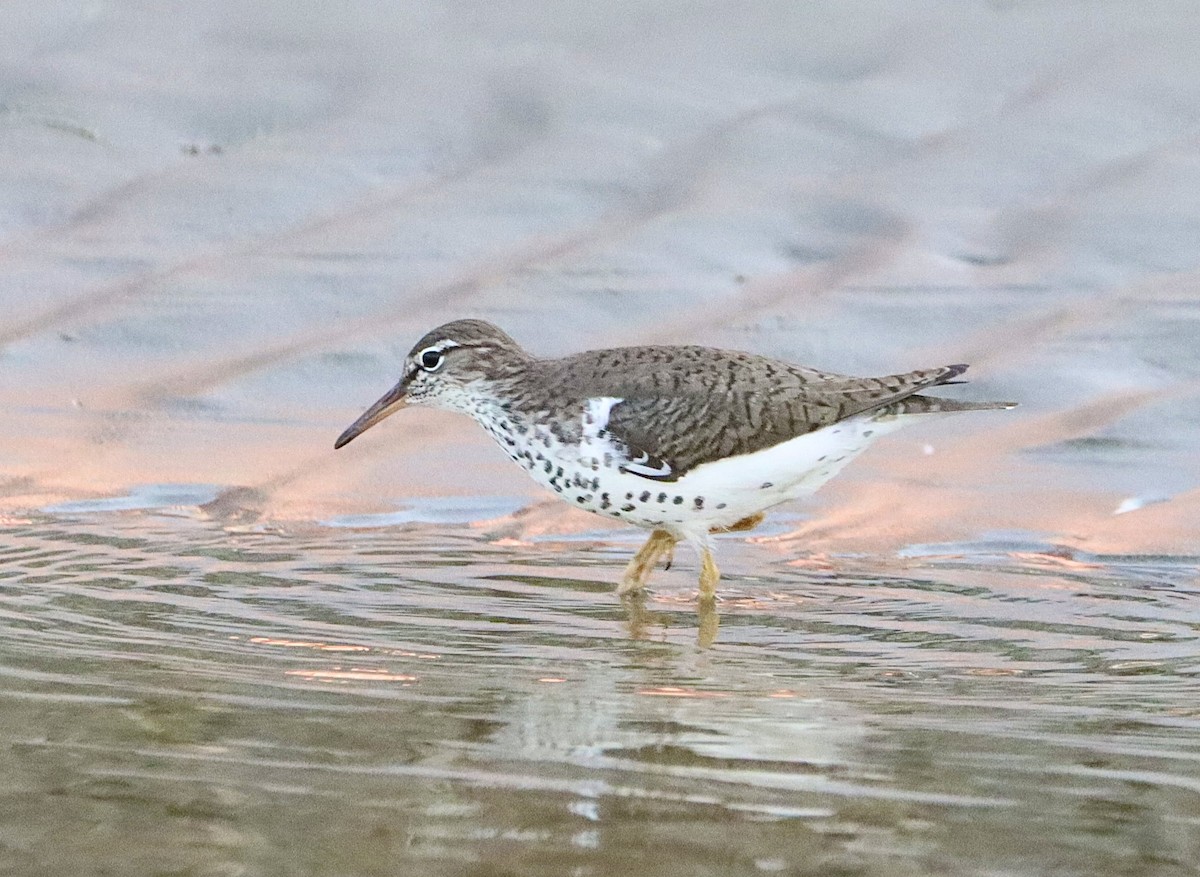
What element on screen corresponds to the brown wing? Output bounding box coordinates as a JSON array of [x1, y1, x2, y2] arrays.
[[602, 364, 969, 480], [526, 345, 973, 482]]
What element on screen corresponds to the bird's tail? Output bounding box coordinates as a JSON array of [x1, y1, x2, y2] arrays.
[[884, 395, 1017, 416]]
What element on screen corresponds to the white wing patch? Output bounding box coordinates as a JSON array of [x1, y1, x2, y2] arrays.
[[621, 452, 673, 479], [582, 396, 623, 441], [579, 396, 675, 480]]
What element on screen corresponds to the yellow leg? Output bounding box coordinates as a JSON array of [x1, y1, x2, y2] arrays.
[[710, 512, 765, 534], [618, 529, 677, 595], [698, 546, 720, 602]]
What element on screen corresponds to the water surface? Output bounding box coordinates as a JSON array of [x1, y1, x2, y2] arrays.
[[3, 509, 1197, 875]]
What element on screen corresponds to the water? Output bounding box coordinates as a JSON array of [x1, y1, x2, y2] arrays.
[[3, 509, 1197, 875]]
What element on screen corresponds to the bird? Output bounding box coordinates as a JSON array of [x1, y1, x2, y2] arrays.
[[334, 319, 1014, 602]]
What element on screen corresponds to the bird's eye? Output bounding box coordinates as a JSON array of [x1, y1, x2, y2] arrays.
[[418, 347, 445, 371]]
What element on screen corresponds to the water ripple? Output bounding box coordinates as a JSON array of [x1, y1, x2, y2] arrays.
[[2, 512, 1198, 875]]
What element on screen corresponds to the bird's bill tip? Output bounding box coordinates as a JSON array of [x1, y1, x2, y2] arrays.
[[334, 387, 408, 449]]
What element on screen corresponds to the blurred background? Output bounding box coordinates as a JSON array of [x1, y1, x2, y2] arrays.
[[3, 0, 1199, 553], [5, 5, 1200, 876]]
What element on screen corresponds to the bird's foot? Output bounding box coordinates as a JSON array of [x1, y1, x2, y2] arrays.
[[618, 529, 677, 595], [616, 573, 643, 596], [692, 547, 722, 647]]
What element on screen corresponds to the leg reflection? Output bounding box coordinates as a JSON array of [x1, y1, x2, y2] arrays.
[[697, 597, 719, 648], [619, 590, 720, 647]]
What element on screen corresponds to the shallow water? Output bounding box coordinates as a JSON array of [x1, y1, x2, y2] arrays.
[[3, 508, 1198, 876]]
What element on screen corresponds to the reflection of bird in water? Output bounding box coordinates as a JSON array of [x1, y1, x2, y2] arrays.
[[336, 319, 1015, 612]]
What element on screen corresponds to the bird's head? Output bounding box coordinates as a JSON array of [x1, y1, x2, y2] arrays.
[[334, 320, 527, 449]]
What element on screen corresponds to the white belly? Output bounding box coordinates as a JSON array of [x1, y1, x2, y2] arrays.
[[667, 412, 910, 532], [483, 406, 912, 540]]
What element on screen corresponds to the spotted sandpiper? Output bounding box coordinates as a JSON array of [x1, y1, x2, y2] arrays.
[[335, 320, 1013, 601]]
